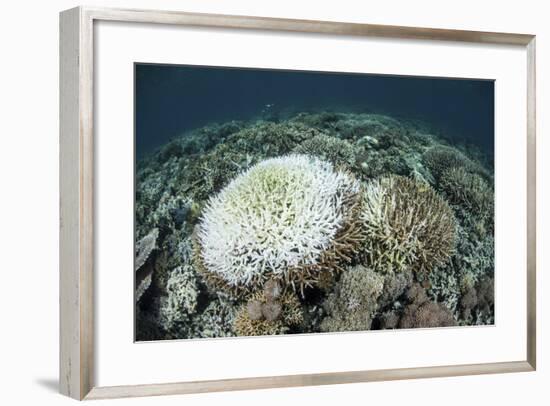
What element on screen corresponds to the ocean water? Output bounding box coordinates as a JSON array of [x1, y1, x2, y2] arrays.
[[135, 63, 494, 159]]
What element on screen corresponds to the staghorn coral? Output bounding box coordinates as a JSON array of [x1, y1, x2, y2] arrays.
[[195, 154, 363, 297], [361, 175, 457, 274], [321, 265, 385, 332], [440, 167, 494, 217], [293, 134, 356, 167], [233, 289, 303, 336]]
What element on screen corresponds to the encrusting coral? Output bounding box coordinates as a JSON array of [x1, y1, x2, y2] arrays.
[[360, 175, 457, 274], [321, 265, 385, 332], [195, 154, 364, 297]]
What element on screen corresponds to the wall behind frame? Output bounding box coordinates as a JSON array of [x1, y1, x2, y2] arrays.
[[0, 0, 546, 405]]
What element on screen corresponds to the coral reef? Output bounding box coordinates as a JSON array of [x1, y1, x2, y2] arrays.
[[195, 154, 363, 297], [360, 175, 457, 274], [321, 266, 384, 332], [135, 111, 495, 340]]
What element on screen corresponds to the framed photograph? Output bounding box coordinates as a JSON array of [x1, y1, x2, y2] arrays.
[[60, 6, 536, 400]]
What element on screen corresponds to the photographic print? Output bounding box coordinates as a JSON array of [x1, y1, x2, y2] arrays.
[[134, 64, 495, 341]]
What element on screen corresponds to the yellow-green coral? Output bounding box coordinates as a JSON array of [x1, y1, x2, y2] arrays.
[[361, 175, 457, 274]]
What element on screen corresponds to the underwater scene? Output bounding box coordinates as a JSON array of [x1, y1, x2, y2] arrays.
[[135, 64, 495, 341]]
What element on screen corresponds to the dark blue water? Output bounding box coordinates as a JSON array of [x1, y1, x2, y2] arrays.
[[135, 63, 494, 158]]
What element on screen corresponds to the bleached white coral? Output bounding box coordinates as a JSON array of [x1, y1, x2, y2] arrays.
[[195, 154, 362, 296]]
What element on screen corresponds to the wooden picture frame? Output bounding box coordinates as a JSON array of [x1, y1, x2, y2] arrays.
[[59, 6, 536, 400]]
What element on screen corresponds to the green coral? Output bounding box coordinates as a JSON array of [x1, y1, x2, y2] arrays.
[[361, 175, 457, 274], [321, 265, 385, 332]]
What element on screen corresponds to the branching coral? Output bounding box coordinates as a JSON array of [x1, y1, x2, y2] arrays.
[[422, 145, 472, 180], [440, 167, 494, 216], [195, 154, 363, 297], [422, 145, 492, 183], [361, 175, 457, 274], [320, 265, 385, 332], [293, 134, 356, 167], [233, 285, 303, 336]]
